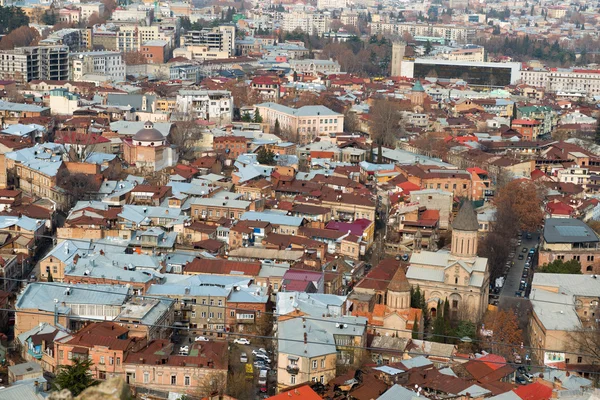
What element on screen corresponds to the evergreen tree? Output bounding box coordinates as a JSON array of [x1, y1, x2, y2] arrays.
[[431, 300, 445, 342], [273, 119, 281, 135], [47, 271, 53, 282], [257, 147, 275, 165], [424, 40, 433, 55], [420, 292, 430, 332], [293, 71, 298, 81], [253, 108, 263, 123], [241, 111, 252, 122], [52, 358, 99, 396], [377, 143, 383, 164], [412, 315, 420, 339]]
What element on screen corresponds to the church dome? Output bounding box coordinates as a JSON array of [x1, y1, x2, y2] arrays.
[[133, 121, 164, 142], [452, 201, 479, 231]]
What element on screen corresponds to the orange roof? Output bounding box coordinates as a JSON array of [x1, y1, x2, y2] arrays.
[[266, 385, 321, 400], [420, 209, 440, 221], [514, 383, 553, 400]]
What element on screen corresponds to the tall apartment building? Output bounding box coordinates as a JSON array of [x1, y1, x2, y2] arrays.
[[0, 46, 69, 83], [282, 12, 331, 36], [116, 25, 174, 53], [391, 42, 406, 77], [175, 90, 233, 123], [181, 26, 235, 57], [520, 67, 600, 96], [71, 51, 125, 82], [370, 22, 475, 44]]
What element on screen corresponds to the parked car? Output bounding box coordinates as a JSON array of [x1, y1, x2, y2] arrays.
[[195, 336, 209, 342], [518, 254, 524, 260], [234, 338, 251, 345], [254, 361, 271, 370], [522, 247, 528, 253], [255, 353, 271, 363], [240, 352, 248, 363], [526, 233, 532, 239], [252, 349, 269, 357], [515, 375, 528, 385], [529, 248, 536, 254]]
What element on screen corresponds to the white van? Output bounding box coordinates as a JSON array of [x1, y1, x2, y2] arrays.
[[258, 369, 268, 385]]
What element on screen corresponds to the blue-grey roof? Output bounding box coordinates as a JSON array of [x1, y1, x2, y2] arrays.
[[240, 211, 304, 227], [257, 102, 341, 117], [0, 385, 44, 400], [278, 315, 367, 358], [543, 218, 599, 244], [0, 216, 46, 232], [16, 283, 129, 312], [190, 197, 251, 209], [377, 385, 419, 400], [118, 205, 182, 225], [64, 254, 154, 284], [110, 120, 172, 137], [84, 152, 117, 165], [0, 100, 48, 113]]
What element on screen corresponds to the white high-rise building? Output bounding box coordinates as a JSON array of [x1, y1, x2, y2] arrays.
[[282, 12, 331, 36], [175, 90, 233, 124], [71, 51, 125, 82]]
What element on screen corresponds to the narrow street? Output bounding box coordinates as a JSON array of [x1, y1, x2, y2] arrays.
[[498, 233, 539, 307]]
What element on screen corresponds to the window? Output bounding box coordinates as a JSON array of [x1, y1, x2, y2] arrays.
[[68, 351, 72, 360], [230, 310, 235, 317], [171, 375, 177, 385], [116, 357, 120, 366], [185, 376, 190, 386], [209, 312, 214, 318], [290, 375, 296, 384], [191, 312, 196, 317], [312, 360, 317, 369], [578, 357, 583, 363], [311, 377, 317, 382], [109, 357, 114, 365], [588, 255, 595, 261], [218, 312, 223, 319], [218, 300, 223, 306], [452, 300, 459, 308], [100, 356, 105, 365], [321, 359, 325, 368], [320, 375, 324, 383], [59, 350, 64, 359], [566, 358, 570, 364]]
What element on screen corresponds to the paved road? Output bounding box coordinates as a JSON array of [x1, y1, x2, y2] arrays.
[[499, 233, 539, 308]]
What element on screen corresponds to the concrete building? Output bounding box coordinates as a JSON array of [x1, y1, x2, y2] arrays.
[[528, 273, 599, 369], [255, 102, 344, 145], [288, 59, 340, 74], [79, 2, 104, 20], [317, 0, 347, 9], [71, 51, 124, 82], [391, 42, 406, 77], [0, 46, 69, 83], [406, 202, 490, 322], [40, 29, 85, 52], [182, 25, 235, 57], [371, 22, 475, 44], [175, 90, 233, 123], [282, 12, 331, 36], [538, 218, 600, 274], [521, 67, 600, 96]]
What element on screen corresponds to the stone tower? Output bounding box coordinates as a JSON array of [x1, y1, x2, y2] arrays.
[[450, 201, 479, 258], [410, 80, 426, 106], [391, 41, 406, 77]]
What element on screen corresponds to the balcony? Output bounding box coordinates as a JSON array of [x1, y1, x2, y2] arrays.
[[180, 303, 193, 311], [286, 365, 299, 374]]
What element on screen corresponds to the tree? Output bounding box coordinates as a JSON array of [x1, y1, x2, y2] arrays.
[[424, 40, 433, 55], [256, 147, 276, 165], [431, 300, 446, 342], [0, 6, 29, 35], [0, 26, 39, 49], [482, 309, 523, 359], [412, 315, 420, 339], [123, 51, 147, 65], [226, 370, 253, 400], [52, 358, 99, 397], [494, 179, 544, 233], [369, 98, 403, 151], [343, 110, 360, 133], [197, 371, 227, 398], [57, 170, 100, 207], [293, 70, 298, 81], [539, 259, 582, 274], [273, 118, 281, 136], [241, 111, 252, 122], [47, 271, 53, 282], [253, 108, 263, 123], [169, 120, 202, 161]]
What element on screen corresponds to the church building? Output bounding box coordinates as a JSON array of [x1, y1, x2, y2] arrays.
[[406, 201, 490, 322]]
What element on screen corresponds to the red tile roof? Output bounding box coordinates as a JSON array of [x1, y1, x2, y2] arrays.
[[185, 258, 261, 276], [514, 383, 553, 400], [266, 386, 321, 400]]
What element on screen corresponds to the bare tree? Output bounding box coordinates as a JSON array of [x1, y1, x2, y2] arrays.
[[57, 170, 100, 207], [343, 110, 360, 133], [169, 120, 202, 161], [124, 51, 147, 65], [196, 371, 227, 398], [0, 26, 40, 50]]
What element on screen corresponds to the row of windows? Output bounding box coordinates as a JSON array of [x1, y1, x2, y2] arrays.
[[143, 372, 191, 386]]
